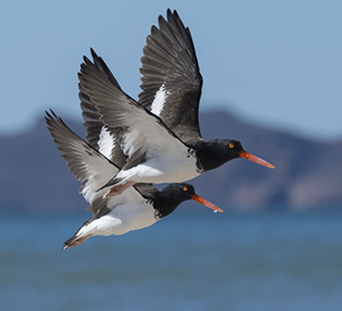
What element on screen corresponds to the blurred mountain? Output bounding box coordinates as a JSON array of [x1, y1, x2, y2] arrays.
[[1, 109, 341, 213]]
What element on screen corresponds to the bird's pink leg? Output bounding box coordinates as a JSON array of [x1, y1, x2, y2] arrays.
[[103, 181, 136, 198]]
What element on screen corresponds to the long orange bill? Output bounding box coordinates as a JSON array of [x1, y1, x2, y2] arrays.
[[239, 151, 275, 169], [191, 194, 223, 213]]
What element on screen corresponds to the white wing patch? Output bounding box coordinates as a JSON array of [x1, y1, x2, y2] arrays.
[[150, 84, 167, 117], [98, 126, 115, 159]]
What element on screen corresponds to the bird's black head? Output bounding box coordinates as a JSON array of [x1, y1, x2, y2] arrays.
[[154, 183, 223, 218], [195, 139, 244, 171], [196, 138, 275, 171], [224, 139, 244, 158], [162, 183, 196, 202], [225, 139, 275, 169]]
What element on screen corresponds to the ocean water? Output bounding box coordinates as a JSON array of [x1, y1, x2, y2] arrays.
[[1, 210, 342, 311]]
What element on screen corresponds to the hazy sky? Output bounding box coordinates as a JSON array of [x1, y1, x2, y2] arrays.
[[1, 0, 341, 141]]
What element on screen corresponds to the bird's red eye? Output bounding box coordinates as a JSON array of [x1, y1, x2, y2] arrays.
[[229, 143, 235, 149], [183, 186, 188, 192]]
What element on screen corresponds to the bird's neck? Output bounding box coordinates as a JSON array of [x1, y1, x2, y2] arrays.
[[194, 139, 234, 172], [152, 190, 184, 219]]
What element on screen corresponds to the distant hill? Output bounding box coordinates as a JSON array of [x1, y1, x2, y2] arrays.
[[1, 109, 341, 213]]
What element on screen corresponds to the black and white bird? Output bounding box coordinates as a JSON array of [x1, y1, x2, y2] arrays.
[[78, 10, 274, 198], [45, 110, 222, 249]]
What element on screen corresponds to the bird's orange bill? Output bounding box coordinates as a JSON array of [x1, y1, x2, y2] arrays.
[[191, 194, 223, 213], [239, 151, 275, 169]]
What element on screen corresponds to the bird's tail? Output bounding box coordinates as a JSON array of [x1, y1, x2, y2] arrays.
[[62, 220, 93, 250], [62, 233, 92, 250]]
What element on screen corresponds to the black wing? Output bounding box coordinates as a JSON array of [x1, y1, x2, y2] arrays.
[[78, 48, 189, 172], [78, 56, 158, 196], [139, 9, 203, 143], [79, 63, 127, 168], [45, 110, 119, 216]]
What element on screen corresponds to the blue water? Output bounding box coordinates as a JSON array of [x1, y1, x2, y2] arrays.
[[1, 211, 342, 311]]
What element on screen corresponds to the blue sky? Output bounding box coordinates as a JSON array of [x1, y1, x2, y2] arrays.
[[1, 0, 341, 141]]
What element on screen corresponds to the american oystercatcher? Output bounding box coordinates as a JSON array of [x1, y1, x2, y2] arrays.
[[45, 110, 223, 249], [78, 10, 274, 199]]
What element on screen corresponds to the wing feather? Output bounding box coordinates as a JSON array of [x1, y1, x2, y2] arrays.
[[139, 9, 203, 142], [78, 49, 189, 170], [46, 110, 153, 220], [45, 110, 118, 203]]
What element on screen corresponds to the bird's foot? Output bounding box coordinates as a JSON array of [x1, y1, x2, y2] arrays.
[[103, 181, 136, 198]]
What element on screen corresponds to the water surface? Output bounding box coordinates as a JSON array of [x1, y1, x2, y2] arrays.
[[1, 211, 342, 310]]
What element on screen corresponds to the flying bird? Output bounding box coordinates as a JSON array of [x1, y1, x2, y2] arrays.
[[78, 10, 274, 198], [45, 110, 223, 249]]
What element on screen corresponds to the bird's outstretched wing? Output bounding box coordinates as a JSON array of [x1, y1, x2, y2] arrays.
[[45, 110, 146, 219], [79, 84, 127, 168], [139, 9, 203, 143], [78, 49, 189, 172], [79, 78, 160, 199]]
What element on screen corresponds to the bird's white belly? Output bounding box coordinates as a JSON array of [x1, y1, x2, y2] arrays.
[[134, 151, 199, 183], [79, 201, 157, 237]]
